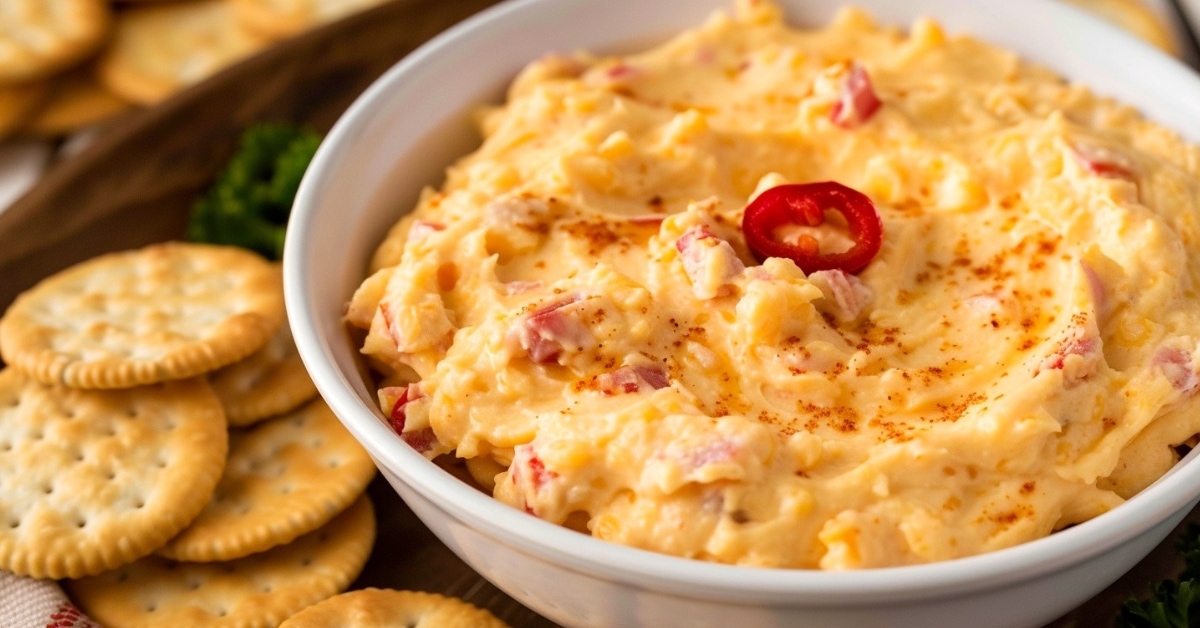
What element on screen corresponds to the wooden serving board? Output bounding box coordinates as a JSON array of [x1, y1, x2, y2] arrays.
[[0, 1, 1192, 625]]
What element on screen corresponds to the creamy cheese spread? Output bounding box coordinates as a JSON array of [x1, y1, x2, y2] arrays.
[[346, 0, 1200, 569]]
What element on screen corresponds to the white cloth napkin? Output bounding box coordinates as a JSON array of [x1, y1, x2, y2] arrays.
[[0, 571, 98, 628]]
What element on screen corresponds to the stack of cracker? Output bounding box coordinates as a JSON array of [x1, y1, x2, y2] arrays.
[[0, 0, 393, 141], [0, 241, 379, 627]]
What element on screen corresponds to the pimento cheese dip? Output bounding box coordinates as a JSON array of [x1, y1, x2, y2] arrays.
[[347, 0, 1200, 569]]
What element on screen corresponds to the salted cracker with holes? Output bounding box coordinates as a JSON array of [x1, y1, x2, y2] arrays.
[[157, 397, 376, 562], [0, 0, 112, 84], [96, 0, 268, 105], [209, 282, 319, 427], [0, 241, 284, 390], [0, 368, 228, 579], [279, 588, 512, 627], [66, 494, 376, 628]]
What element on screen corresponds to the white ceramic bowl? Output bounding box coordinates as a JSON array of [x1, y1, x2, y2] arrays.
[[285, 1, 1200, 626]]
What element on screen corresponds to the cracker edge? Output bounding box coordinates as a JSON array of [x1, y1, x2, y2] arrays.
[[0, 242, 285, 389], [155, 400, 378, 562], [66, 494, 377, 627], [211, 329, 319, 428], [0, 374, 229, 579]]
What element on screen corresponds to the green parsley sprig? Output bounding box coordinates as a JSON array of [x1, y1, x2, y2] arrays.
[[1117, 523, 1200, 627], [186, 123, 323, 260]]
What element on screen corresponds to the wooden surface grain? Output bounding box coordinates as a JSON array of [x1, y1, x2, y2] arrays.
[[0, 1, 1194, 626]]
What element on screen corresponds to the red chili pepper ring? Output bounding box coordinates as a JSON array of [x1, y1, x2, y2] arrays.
[[741, 181, 883, 275]]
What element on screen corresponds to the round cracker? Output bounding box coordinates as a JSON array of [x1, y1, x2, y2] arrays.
[[0, 369, 228, 579], [209, 288, 319, 427], [66, 494, 376, 628], [21, 64, 132, 137], [231, 0, 391, 40], [280, 588, 512, 627], [0, 241, 285, 390], [0, 0, 112, 84], [157, 398, 376, 562], [96, 0, 269, 105]]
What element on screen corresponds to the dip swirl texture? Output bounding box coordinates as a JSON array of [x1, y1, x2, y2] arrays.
[[347, 0, 1200, 569]]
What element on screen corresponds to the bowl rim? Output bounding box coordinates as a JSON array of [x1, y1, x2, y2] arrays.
[[286, 0, 1200, 606]]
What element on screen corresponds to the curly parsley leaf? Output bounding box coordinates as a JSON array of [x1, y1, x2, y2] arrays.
[[186, 123, 323, 260], [1116, 579, 1200, 628]]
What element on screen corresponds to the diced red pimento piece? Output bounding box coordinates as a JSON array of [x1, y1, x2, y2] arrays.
[[525, 453, 556, 489], [830, 61, 880, 129], [809, 269, 872, 321], [598, 367, 640, 394], [510, 446, 554, 487], [382, 383, 436, 453], [585, 62, 644, 93], [400, 428, 437, 454], [688, 439, 739, 468], [634, 365, 670, 390], [1153, 347, 1200, 397], [384, 383, 422, 433], [1081, 261, 1108, 312], [514, 295, 593, 364], [1071, 143, 1136, 179], [675, 225, 745, 299], [1038, 324, 1100, 380], [675, 224, 717, 254], [1040, 335, 1096, 371], [511, 444, 558, 516], [597, 364, 669, 395], [408, 220, 446, 240], [654, 438, 743, 479], [606, 63, 638, 80]]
